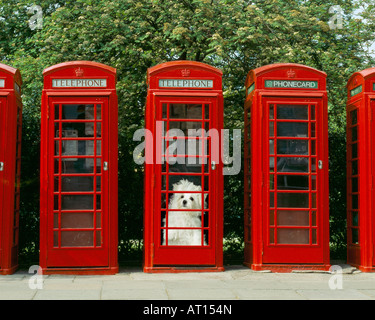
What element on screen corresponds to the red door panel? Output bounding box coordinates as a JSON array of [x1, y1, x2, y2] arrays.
[[46, 97, 109, 267], [262, 98, 326, 263], [152, 96, 218, 266]]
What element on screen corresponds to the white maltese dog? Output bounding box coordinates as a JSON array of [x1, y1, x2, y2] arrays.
[[162, 179, 207, 246]]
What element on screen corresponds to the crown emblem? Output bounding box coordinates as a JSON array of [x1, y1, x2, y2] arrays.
[[181, 69, 190, 77], [75, 67, 84, 77], [287, 69, 296, 78]]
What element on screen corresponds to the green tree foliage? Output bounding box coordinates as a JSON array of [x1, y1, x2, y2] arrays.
[[1, 0, 374, 263]]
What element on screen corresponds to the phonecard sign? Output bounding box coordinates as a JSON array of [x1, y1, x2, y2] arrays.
[[265, 79, 318, 89], [52, 79, 107, 88], [0, 79, 5, 88]]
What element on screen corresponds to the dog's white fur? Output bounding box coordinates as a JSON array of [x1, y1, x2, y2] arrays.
[[163, 179, 207, 246]]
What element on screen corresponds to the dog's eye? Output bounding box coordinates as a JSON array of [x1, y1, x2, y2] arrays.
[[190, 197, 194, 201], [180, 195, 184, 199]]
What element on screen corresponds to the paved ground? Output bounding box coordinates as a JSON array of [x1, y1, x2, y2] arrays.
[[1, 264, 375, 301]]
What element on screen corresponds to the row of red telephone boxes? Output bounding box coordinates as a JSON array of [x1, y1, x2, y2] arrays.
[[0, 60, 374, 274]]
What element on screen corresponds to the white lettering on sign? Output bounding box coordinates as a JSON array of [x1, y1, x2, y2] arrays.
[[0, 79, 5, 88], [159, 79, 214, 88], [52, 79, 107, 88], [265, 80, 318, 89]]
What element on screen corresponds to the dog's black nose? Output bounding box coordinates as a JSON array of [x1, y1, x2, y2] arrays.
[[183, 200, 187, 206]]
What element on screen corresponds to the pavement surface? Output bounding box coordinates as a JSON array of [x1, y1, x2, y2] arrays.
[[1, 263, 375, 301]]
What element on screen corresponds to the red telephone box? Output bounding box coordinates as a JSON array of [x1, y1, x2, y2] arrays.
[[346, 67, 375, 272], [143, 61, 224, 272], [0, 63, 22, 275], [40, 61, 118, 274], [243, 63, 330, 272]]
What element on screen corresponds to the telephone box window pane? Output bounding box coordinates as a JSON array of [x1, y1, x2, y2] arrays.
[[311, 175, 317, 190], [277, 157, 309, 173], [269, 105, 274, 119], [61, 212, 94, 228], [96, 231, 102, 247], [269, 122, 274, 136], [352, 160, 358, 175], [312, 211, 317, 226], [96, 176, 101, 192], [351, 127, 358, 142], [310, 106, 316, 120], [269, 228, 275, 243], [352, 229, 359, 244], [277, 175, 309, 190], [352, 177, 358, 193], [277, 193, 309, 208], [352, 194, 358, 209], [269, 210, 275, 226], [277, 122, 308, 137], [277, 229, 309, 244], [96, 195, 101, 210], [270, 192, 274, 207], [352, 212, 359, 227], [54, 195, 59, 210], [311, 123, 316, 137], [60, 158, 97, 174], [277, 105, 308, 120], [312, 229, 317, 244], [54, 105, 60, 119], [166, 161, 207, 174], [311, 193, 317, 208], [204, 104, 209, 119], [162, 103, 167, 119], [277, 210, 309, 226], [61, 123, 95, 138], [269, 140, 274, 154], [96, 105, 101, 120], [57, 140, 96, 156], [61, 195, 93, 210], [352, 143, 358, 159], [351, 110, 357, 125], [62, 104, 95, 120], [277, 140, 309, 155], [169, 121, 203, 135], [61, 176, 94, 192], [61, 231, 93, 247], [270, 157, 275, 172], [96, 212, 101, 228], [54, 232, 58, 247], [170, 104, 202, 119], [310, 141, 316, 156]]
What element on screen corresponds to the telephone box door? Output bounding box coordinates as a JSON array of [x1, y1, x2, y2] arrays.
[[47, 97, 109, 267], [263, 98, 326, 263], [0, 97, 5, 267], [153, 96, 219, 266]]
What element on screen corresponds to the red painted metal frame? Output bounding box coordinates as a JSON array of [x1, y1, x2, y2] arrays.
[[244, 63, 330, 272], [143, 61, 224, 273], [0, 63, 22, 275], [346, 68, 375, 272], [40, 61, 118, 275]]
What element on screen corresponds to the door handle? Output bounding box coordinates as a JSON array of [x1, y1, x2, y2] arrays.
[[103, 161, 108, 171], [0, 162, 4, 171], [211, 161, 216, 171], [318, 160, 323, 170]]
